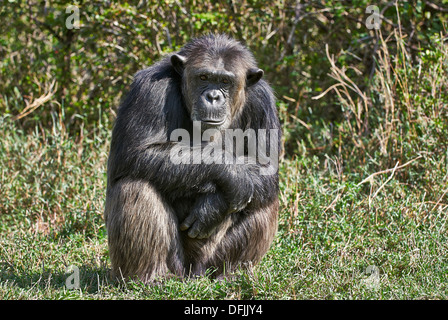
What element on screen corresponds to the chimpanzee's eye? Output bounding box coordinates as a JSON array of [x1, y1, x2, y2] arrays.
[[222, 78, 229, 84], [200, 75, 208, 81]]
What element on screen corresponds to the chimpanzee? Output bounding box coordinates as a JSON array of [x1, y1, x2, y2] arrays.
[[104, 34, 281, 283]]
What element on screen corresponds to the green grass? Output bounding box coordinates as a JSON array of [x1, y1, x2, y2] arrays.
[[0, 112, 447, 299]]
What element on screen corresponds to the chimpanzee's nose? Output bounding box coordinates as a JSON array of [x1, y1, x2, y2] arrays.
[[206, 90, 221, 102]]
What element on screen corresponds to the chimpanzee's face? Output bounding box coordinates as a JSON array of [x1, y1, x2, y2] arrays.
[[183, 57, 236, 129], [171, 53, 264, 130]]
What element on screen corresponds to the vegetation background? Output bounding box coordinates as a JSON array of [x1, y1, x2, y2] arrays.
[[1, 0, 448, 299]]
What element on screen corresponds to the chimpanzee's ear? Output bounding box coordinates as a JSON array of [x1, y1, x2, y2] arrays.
[[171, 54, 186, 75], [246, 68, 264, 87]]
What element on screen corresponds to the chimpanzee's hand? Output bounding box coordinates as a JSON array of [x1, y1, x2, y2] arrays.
[[220, 164, 255, 214], [179, 192, 229, 239]]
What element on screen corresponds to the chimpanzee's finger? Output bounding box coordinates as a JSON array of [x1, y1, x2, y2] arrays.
[[187, 221, 202, 238], [180, 213, 196, 231]]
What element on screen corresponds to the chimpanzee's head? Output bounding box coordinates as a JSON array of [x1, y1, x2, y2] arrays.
[[171, 34, 263, 129]]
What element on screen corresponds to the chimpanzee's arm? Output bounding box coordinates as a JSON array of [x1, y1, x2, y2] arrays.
[[107, 65, 255, 212]]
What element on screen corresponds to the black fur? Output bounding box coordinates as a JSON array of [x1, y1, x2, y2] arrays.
[[105, 34, 281, 281]]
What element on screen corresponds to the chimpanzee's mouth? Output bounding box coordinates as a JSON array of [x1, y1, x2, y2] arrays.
[[201, 118, 226, 126]]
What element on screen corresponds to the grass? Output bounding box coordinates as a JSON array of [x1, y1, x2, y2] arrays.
[[0, 116, 447, 300], [1, 28, 448, 300]]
